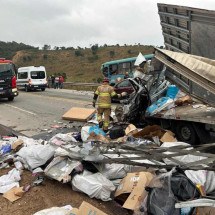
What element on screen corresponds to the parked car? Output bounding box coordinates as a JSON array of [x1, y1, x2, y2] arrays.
[[113, 79, 134, 102]]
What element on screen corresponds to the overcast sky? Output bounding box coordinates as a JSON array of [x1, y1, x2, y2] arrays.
[[0, 0, 215, 48]]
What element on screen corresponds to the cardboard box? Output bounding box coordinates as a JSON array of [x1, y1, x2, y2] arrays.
[[3, 187, 24, 202], [160, 131, 177, 143], [77, 201, 108, 215], [132, 125, 177, 143], [114, 172, 154, 210], [62, 107, 96, 122], [133, 125, 163, 139], [125, 124, 138, 136], [11, 139, 24, 151]]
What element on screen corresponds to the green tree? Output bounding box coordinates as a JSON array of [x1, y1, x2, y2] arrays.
[[43, 44, 51, 50], [91, 44, 98, 55]]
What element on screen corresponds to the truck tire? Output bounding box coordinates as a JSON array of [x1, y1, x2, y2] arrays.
[[8, 96, 14, 101], [175, 122, 197, 145], [41, 88, 45, 91]]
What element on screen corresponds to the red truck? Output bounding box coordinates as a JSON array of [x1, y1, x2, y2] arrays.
[[0, 58, 18, 101]]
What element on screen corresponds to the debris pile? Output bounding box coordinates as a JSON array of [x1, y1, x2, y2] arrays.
[[0, 118, 214, 214]]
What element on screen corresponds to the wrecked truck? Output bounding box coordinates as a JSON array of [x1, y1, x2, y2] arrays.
[[116, 49, 215, 145]]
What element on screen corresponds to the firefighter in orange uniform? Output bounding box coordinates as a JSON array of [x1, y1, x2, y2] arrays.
[[93, 78, 127, 132]]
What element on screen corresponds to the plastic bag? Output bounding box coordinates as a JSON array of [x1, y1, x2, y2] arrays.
[[16, 144, 55, 170], [81, 126, 91, 142], [34, 205, 73, 215], [0, 144, 12, 154], [166, 85, 179, 99], [89, 125, 106, 136], [49, 133, 77, 146], [44, 157, 82, 183], [71, 170, 115, 201], [0, 168, 21, 193], [94, 163, 129, 180], [146, 169, 200, 215], [146, 170, 180, 215]]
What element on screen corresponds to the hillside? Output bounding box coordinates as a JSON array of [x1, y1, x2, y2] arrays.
[[0, 41, 37, 59], [12, 45, 154, 82]]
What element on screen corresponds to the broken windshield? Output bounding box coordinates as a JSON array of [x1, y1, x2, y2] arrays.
[[0, 64, 14, 77]]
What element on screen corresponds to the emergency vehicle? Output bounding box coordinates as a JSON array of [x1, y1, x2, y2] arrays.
[[0, 58, 18, 101]]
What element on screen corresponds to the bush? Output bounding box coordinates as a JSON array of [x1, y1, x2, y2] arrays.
[[74, 50, 83, 57], [97, 77, 102, 83], [91, 44, 98, 54]]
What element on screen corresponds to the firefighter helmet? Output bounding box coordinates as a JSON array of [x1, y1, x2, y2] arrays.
[[103, 77, 109, 83]]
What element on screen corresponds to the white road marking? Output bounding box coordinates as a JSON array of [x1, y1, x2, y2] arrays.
[[4, 104, 37, 116]]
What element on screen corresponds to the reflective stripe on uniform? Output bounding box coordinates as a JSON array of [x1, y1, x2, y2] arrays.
[[97, 115, 102, 122], [98, 103, 111, 108], [111, 91, 116, 97], [103, 121, 109, 127], [99, 92, 110, 96]]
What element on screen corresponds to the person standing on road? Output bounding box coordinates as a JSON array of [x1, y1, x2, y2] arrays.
[[48, 76, 52, 88], [51, 75, 55, 88], [59, 76, 64, 89], [92, 77, 127, 132], [54, 76, 59, 89]]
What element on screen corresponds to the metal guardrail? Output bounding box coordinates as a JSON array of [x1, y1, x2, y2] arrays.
[[63, 82, 100, 87]]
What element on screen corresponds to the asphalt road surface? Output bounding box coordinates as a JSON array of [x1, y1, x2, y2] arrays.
[[0, 88, 94, 136]]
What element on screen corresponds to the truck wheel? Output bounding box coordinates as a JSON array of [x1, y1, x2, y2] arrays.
[[41, 88, 45, 91], [8, 96, 14, 101], [175, 122, 197, 145], [25, 85, 29, 92]]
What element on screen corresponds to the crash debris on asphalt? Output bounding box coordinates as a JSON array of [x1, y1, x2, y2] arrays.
[[0, 114, 215, 215]]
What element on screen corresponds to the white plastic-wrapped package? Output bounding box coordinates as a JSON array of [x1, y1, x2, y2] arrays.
[[94, 163, 130, 180], [71, 170, 115, 201], [34, 205, 73, 215], [18, 136, 43, 146], [81, 126, 91, 142], [0, 168, 21, 193], [44, 157, 82, 183], [185, 170, 215, 194], [49, 133, 77, 146], [16, 144, 55, 170]]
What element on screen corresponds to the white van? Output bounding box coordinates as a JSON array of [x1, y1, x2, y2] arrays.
[[17, 66, 47, 91]]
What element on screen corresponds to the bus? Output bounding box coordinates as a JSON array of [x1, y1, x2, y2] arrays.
[[101, 54, 154, 85]]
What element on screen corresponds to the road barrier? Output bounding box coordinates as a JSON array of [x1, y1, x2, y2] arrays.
[[64, 82, 100, 87]]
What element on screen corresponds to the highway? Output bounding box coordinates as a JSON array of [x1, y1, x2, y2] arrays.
[[0, 88, 93, 136]]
